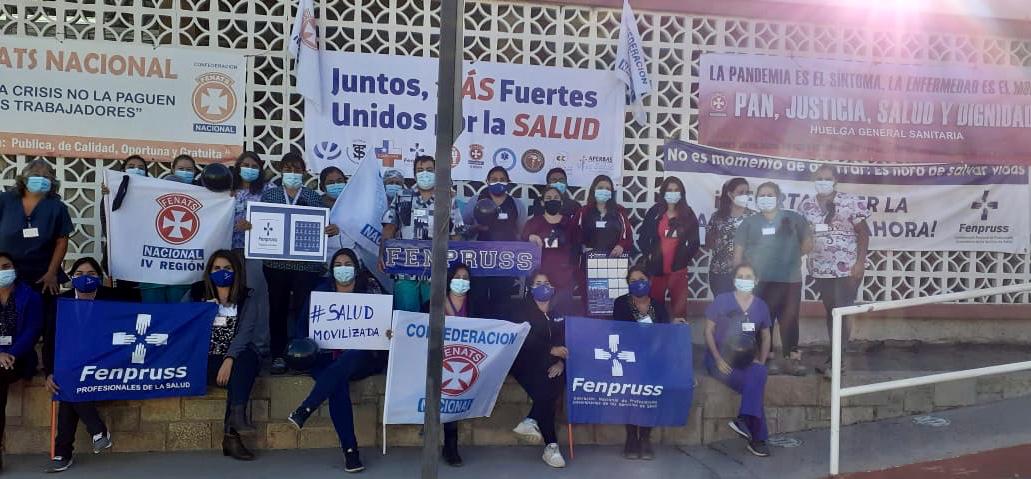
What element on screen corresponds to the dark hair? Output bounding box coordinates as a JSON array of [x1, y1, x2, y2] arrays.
[[280, 152, 305, 170], [656, 176, 691, 218], [714, 177, 749, 221], [413, 155, 435, 176], [122, 155, 149, 176], [447, 262, 471, 285], [733, 262, 755, 277], [233, 151, 267, 194], [528, 269, 550, 285], [587, 174, 617, 209], [328, 248, 373, 292], [486, 166, 510, 183], [319, 166, 347, 192], [625, 263, 649, 283], [814, 163, 837, 179], [0, 252, 15, 275], [171, 154, 196, 171], [202, 249, 247, 304], [69, 257, 104, 278], [15, 159, 61, 197], [545, 167, 568, 183]]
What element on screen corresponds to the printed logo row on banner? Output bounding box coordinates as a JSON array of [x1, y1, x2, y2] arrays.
[[303, 52, 626, 187]]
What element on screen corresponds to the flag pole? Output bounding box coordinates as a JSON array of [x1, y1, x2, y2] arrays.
[[422, 0, 464, 478]]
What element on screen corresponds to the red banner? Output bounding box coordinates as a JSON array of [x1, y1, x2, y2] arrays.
[[698, 53, 1031, 164]]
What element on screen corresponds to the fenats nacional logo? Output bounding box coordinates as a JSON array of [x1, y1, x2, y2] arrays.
[[441, 344, 485, 396], [594, 334, 636, 377], [154, 193, 202, 245], [111, 314, 168, 365], [709, 92, 728, 117], [192, 72, 238, 133], [468, 144, 485, 167], [297, 7, 318, 49], [451, 145, 461, 168]]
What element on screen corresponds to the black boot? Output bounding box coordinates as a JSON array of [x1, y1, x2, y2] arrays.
[[622, 425, 640, 460], [228, 405, 255, 434], [639, 427, 654, 460], [443, 431, 463, 467], [222, 432, 255, 461]]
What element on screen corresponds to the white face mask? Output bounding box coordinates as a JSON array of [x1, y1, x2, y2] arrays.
[[756, 196, 778, 212], [733, 194, 750, 208], [734, 278, 755, 294], [815, 180, 835, 195]]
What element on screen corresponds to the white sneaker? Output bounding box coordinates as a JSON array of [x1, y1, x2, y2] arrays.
[[512, 418, 543, 442], [542, 443, 566, 468]]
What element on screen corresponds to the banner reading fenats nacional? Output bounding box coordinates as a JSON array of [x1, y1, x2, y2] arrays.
[[698, 52, 1031, 164], [54, 299, 215, 402], [664, 140, 1030, 254], [302, 52, 625, 186], [0, 37, 245, 161]]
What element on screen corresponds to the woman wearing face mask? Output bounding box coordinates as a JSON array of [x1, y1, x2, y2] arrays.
[[637, 177, 700, 320], [288, 248, 385, 473], [574, 175, 633, 310], [610, 265, 669, 459], [734, 182, 812, 376], [0, 252, 43, 473], [319, 166, 348, 209], [188, 250, 267, 461], [44, 257, 119, 473], [139, 155, 199, 303], [530, 168, 580, 218], [522, 186, 581, 292], [0, 160, 72, 358], [704, 263, 772, 458], [798, 165, 870, 378], [100, 156, 150, 298], [121, 155, 150, 177], [468, 167, 521, 317], [260, 152, 331, 374], [227, 151, 271, 330], [508, 271, 572, 468], [382, 169, 406, 204], [705, 178, 754, 296]]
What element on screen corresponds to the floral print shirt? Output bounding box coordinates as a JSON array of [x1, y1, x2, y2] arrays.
[[798, 192, 871, 278]]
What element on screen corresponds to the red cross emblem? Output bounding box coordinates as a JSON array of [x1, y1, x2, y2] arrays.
[[154, 193, 202, 245], [441, 344, 486, 396]]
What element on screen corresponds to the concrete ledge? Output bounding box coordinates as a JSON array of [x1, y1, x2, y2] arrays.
[[7, 369, 1029, 455]]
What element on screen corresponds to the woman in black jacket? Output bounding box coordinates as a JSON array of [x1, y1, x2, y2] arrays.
[[610, 264, 670, 460], [636, 177, 699, 320], [189, 250, 268, 461], [508, 270, 576, 468], [44, 257, 126, 473]]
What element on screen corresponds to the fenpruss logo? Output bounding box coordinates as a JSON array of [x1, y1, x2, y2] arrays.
[[111, 314, 168, 364], [594, 334, 636, 377], [441, 344, 485, 396], [154, 193, 202, 245], [192, 72, 237, 125]]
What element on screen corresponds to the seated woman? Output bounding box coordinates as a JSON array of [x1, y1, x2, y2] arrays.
[[0, 252, 43, 473], [288, 248, 387, 473], [610, 264, 670, 460], [508, 270, 574, 468], [434, 263, 479, 467], [188, 250, 267, 461], [44, 257, 123, 473], [704, 263, 772, 457]]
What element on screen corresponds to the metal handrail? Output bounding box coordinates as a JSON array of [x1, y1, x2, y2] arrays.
[[829, 282, 1031, 476]]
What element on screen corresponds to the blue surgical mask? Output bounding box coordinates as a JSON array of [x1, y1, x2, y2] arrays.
[[174, 170, 195, 183], [450, 278, 470, 295], [126, 167, 146, 177], [240, 166, 261, 182], [416, 171, 435, 190], [333, 265, 356, 284], [26, 176, 52, 193], [550, 182, 568, 195], [531, 284, 555, 303], [385, 184, 403, 199], [628, 279, 651, 298], [756, 196, 778, 212], [594, 188, 612, 203], [282, 172, 304, 188], [72, 275, 101, 293], [664, 191, 682, 204], [209, 269, 235, 287], [325, 182, 346, 198], [488, 182, 508, 196], [0, 269, 16, 288], [734, 278, 756, 294]]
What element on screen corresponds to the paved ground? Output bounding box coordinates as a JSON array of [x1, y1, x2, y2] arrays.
[[839, 444, 1031, 479], [5, 396, 1030, 478]]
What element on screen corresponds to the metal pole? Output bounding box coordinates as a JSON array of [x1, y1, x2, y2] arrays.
[[829, 309, 842, 476], [423, 1, 463, 478]]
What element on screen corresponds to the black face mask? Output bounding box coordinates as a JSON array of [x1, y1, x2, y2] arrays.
[[544, 199, 563, 215]]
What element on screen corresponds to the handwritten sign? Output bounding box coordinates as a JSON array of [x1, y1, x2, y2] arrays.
[[308, 292, 393, 350]]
